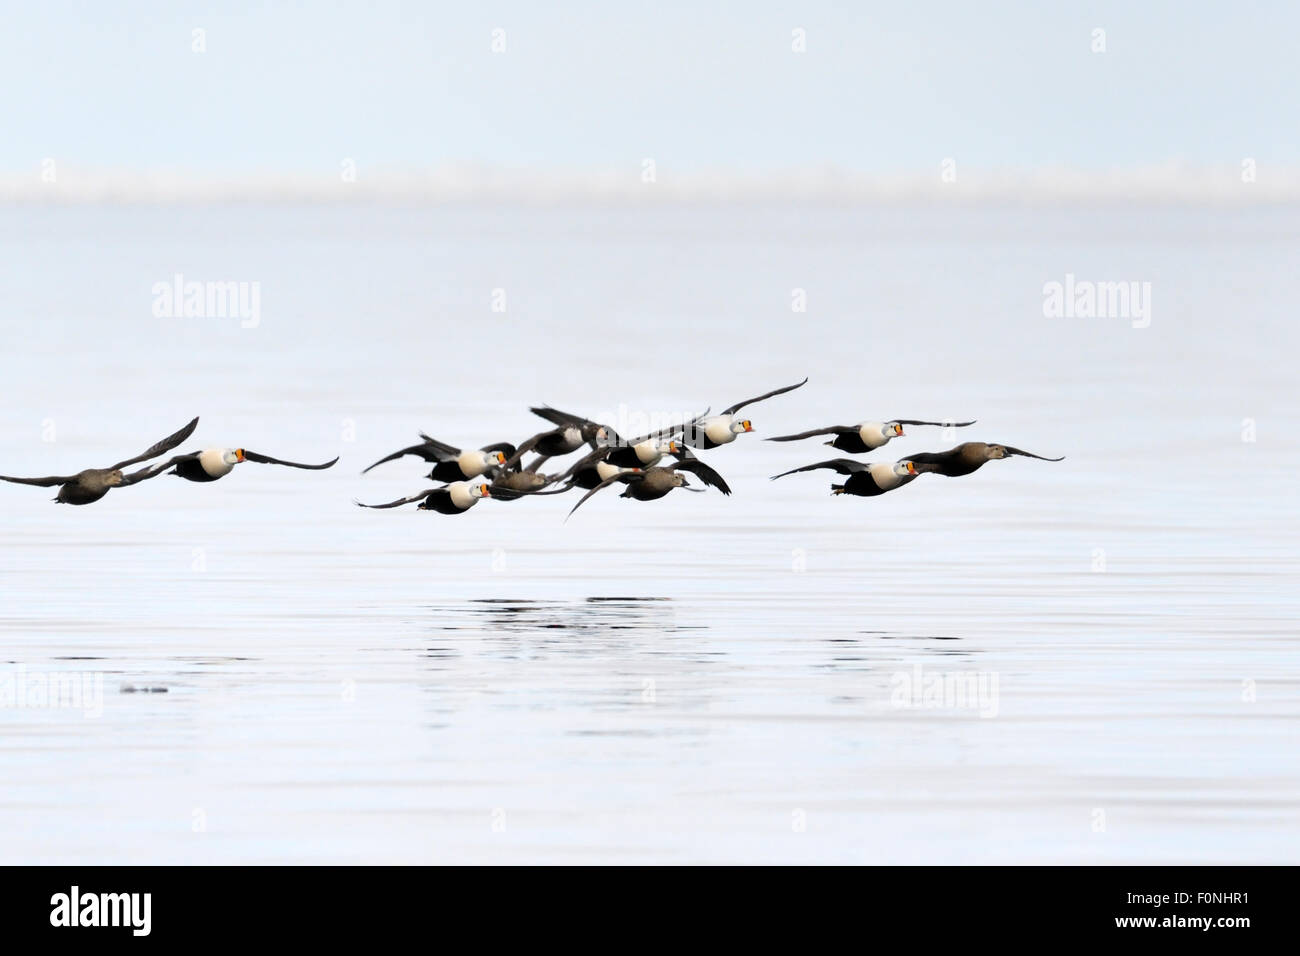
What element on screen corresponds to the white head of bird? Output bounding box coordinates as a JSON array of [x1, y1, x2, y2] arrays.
[[857, 422, 904, 447], [892, 460, 918, 477], [197, 447, 245, 478], [437, 480, 492, 510], [457, 448, 504, 477], [634, 437, 678, 464], [700, 415, 753, 445]]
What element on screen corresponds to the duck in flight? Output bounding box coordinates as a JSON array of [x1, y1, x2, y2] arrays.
[[771, 458, 919, 497], [767, 418, 976, 454], [355, 480, 491, 514], [362, 434, 513, 481], [527, 406, 707, 466], [510, 414, 621, 468], [565, 459, 731, 520], [127, 447, 338, 484], [679, 378, 809, 449], [0, 417, 199, 505], [907, 442, 1064, 477], [486, 454, 573, 501]]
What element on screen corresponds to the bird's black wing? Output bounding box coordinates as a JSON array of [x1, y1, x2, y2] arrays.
[[619, 408, 710, 448], [0, 472, 77, 487], [1001, 445, 1065, 462], [530, 406, 597, 429], [110, 416, 200, 470], [902, 448, 962, 470], [355, 489, 442, 509], [416, 434, 463, 457], [893, 418, 977, 427], [669, 458, 732, 495], [770, 458, 868, 480], [242, 450, 339, 469], [722, 377, 809, 416], [565, 473, 641, 521], [118, 452, 199, 486], [765, 425, 855, 442], [362, 438, 457, 473], [502, 430, 556, 469]]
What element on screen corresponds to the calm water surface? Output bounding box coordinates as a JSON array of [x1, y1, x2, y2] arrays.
[[0, 202, 1296, 863]]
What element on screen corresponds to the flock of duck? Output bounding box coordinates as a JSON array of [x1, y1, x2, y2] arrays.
[[0, 378, 1064, 515]]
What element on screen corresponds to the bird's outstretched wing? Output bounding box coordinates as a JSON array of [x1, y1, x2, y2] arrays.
[[722, 377, 808, 416], [242, 450, 339, 469], [565, 472, 641, 521], [503, 430, 557, 469], [898, 449, 955, 467], [619, 408, 710, 448], [1001, 445, 1065, 462], [355, 489, 442, 509], [362, 436, 458, 473], [770, 458, 868, 480], [111, 416, 200, 470], [0, 472, 76, 487], [669, 458, 732, 495], [893, 418, 977, 427], [118, 452, 199, 486], [765, 425, 855, 442], [530, 406, 597, 430]]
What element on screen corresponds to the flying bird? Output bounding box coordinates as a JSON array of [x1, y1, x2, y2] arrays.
[[907, 442, 1064, 478], [127, 447, 338, 484], [487, 456, 573, 501], [0, 417, 199, 505], [550, 449, 645, 490], [767, 418, 976, 453], [355, 480, 491, 514], [565, 459, 731, 520], [362, 435, 514, 480], [679, 378, 809, 449], [771, 458, 919, 497]]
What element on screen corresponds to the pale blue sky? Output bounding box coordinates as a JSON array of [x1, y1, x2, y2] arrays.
[[4, 1, 1295, 175]]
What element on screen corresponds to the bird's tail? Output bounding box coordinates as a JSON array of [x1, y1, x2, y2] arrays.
[[831, 484, 846, 495]]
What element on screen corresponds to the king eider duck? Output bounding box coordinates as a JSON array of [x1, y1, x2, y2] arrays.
[[679, 378, 809, 449], [907, 442, 1064, 477], [128, 447, 338, 483], [355, 480, 491, 514], [767, 418, 976, 453], [487, 455, 572, 501], [0, 417, 199, 505], [565, 459, 731, 520], [550, 448, 645, 490], [506, 417, 623, 468], [362, 434, 514, 480], [771, 458, 919, 497]]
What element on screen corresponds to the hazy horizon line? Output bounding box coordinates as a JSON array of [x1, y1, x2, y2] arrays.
[[4, 162, 1297, 204]]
